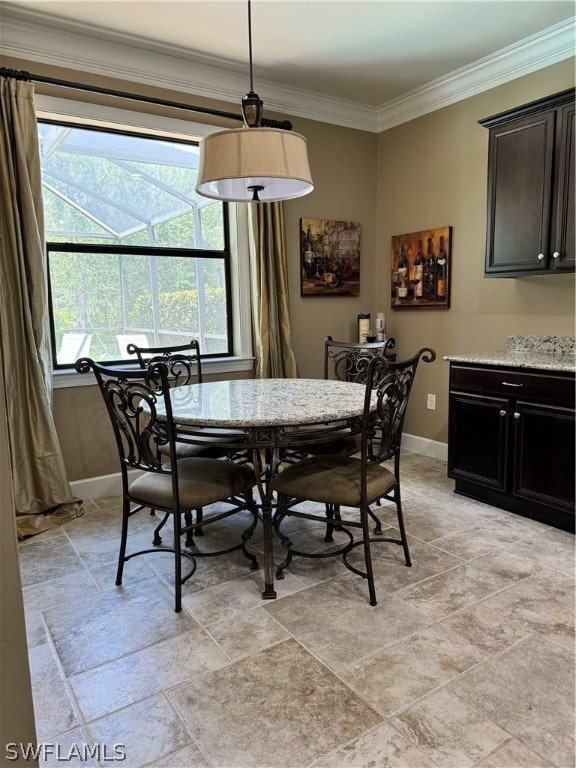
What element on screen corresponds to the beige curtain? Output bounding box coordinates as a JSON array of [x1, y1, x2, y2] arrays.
[[248, 201, 298, 378], [0, 75, 80, 538]]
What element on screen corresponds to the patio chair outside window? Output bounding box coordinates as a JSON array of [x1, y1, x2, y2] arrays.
[[56, 332, 92, 365]]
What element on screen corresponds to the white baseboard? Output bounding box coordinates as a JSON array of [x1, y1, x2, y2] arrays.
[[70, 470, 141, 501], [71, 439, 448, 501], [402, 434, 448, 462]]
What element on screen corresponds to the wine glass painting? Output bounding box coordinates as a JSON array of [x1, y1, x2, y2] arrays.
[[300, 218, 361, 296], [391, 226, 451, 309]]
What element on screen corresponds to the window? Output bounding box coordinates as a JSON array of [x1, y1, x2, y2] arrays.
[[39, 121, 233, 367]]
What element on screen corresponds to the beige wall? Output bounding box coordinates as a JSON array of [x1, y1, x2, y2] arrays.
[[0, 374, 38, 764], [282, 121, 379, 376], [374, 60, 575, 443], [2, 54, 574, 478], [282, 59, 574, 447]]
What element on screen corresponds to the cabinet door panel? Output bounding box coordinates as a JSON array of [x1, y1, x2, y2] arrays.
[[552, 104, 575, 271], [513, 402, 575, 514], [448, 392, 509, 491], [486, 112, 555, 273]]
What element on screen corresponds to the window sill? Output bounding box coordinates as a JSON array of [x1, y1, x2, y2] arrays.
[[53, 356, 255, 389]]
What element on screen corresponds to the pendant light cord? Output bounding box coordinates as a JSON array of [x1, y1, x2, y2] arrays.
[[248, 0, 255, 94]]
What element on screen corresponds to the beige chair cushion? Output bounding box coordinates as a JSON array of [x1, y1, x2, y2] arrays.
[[273, 455, 395, 507], [158, 440, 228, 459], [288, 422, 361, 457], [305, 432, 361, 457], [129, 457, 256, 509], [158, 428, 248, 459]]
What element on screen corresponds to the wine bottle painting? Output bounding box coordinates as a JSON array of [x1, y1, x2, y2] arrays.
[[300, 218, 361, 296], [391, 226, 451, 309]]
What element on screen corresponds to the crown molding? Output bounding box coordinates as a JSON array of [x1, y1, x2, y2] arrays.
[[1, 6, 574, 134], [0, 10, 254, 109], [376, 18, 575, 131], [0, 6, 375, 130]]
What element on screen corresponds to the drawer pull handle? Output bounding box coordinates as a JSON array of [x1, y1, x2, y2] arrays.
[[537, 253, 545, 261], [553, 251, 560, 259], [513, 412, 521, 419], [499, 409, 507, 417], [501, 381, 523, 387]]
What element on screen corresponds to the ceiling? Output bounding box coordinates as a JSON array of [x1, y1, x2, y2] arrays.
[[2, 1, 575, 130]]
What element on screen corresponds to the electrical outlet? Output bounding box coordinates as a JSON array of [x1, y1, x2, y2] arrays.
[[427, 393, 436, 410]]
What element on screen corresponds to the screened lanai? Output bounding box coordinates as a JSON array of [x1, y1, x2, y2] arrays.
[[39, 123, 231, 365]]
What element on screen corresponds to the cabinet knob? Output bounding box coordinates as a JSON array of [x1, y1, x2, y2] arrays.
[[513, 412, 521, 419], [553, 251, 560, 259], [537, 253, 545, 261], [499, 409, 507, 417]]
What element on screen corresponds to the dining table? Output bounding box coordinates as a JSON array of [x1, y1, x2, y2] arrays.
[[164, 377, 371, 599]]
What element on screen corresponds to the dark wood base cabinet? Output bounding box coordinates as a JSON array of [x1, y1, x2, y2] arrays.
[[448, 363, 575, 532]]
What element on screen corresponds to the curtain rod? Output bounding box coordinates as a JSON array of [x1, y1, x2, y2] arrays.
[[0, 66, 293, 130]]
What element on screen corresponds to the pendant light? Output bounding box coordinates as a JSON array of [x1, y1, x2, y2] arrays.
[[195, 0, 314, 203]]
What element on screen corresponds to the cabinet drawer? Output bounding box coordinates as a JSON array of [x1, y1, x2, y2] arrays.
[[450, 365, 575, 405]]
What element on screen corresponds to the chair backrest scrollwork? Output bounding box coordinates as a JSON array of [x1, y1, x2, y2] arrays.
[[324, 336, 391, 383], [362, 347, 436, 465], [75, 358, 177, 478], [127, 340, 202, 388]]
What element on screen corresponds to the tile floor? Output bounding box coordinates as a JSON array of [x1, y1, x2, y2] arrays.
[[19, 453, 575, 768]]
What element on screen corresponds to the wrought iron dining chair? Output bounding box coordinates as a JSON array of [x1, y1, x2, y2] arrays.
[[127, 340, 211, 453], [289, 335, 396, 461], [127, 340, 219, 540], [74, 357, 259, 612], [126, 338, 200, 378], [127, 339, 250, 458], [272, 348, 436, 606], [323, 335, 396, 382], [320, 343, 436, 539]]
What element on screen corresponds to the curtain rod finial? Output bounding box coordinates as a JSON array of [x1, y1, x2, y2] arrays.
[[0, 67, 31, 81]]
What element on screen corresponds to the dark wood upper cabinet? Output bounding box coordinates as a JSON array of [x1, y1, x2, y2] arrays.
[[480, 89, 575, 276]]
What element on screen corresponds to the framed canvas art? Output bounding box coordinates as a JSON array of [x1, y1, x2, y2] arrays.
[[300, 218, 360, 296], [391, 226, 451, 309]]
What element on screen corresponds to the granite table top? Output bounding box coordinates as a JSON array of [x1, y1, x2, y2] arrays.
[[168, 378, 369, 427]]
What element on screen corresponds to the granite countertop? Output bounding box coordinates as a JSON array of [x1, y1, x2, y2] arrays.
[[444, 335, 576, 373]]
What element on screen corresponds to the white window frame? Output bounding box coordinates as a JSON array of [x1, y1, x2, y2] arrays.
[[35, 96, 254, 388]]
